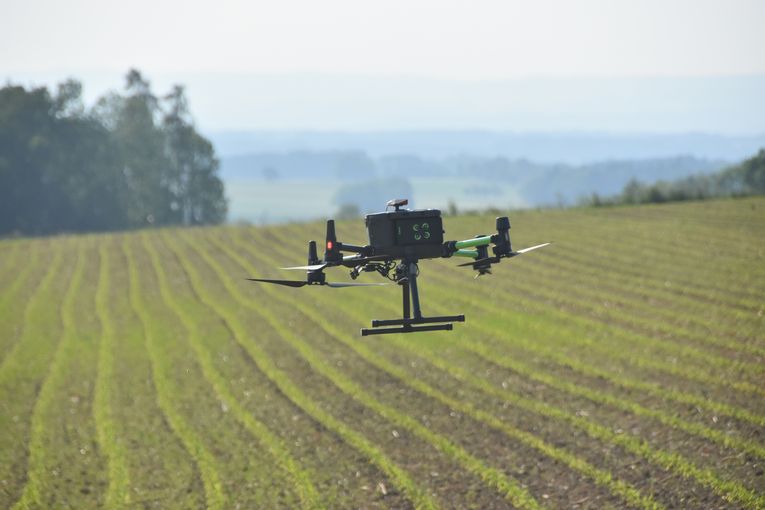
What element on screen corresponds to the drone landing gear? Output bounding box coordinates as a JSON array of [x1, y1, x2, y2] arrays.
[[361, 262, 464, 336]]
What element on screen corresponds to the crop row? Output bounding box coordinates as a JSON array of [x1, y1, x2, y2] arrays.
[[210, 231, 665, 509], [270, 223, 765, 415], [141, 234, 323, 508], [0, 239, 72, 508], [93, 240, 131, 508], [428, 261, 764, 397], [13, 241, 101, 509], [229, 227, 763, 508], [1, 198, 762, 508], [124, 239, 228, 509], [158, 232, 439, 509]]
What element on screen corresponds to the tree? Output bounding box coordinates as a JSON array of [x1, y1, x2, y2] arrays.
[[47, 83, 128, 232], [163, 85, 227, 225], [112, 69, 171, 226], [0, 69, 227, 236], [0, 85, 57, 234], [737, 149, 765, 193], [587, 148, 765, 207]]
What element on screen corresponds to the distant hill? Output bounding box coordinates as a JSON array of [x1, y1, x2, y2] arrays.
[[221, 150, 729, 213], [217, 130, 763, 221], [211, 131, 765, 164]]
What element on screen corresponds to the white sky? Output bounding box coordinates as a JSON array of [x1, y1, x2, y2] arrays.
[[2, 0, 764, 79], [2, 0, 764, 133]]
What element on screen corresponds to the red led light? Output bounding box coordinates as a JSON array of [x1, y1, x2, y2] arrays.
[[327, 241, 333, 250]]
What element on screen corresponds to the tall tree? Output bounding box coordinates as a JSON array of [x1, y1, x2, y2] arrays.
[[163, 85, 227, 225], [50, 81, 128, 232], [0, 85, 55, 234], [112, 69, 172, 226]]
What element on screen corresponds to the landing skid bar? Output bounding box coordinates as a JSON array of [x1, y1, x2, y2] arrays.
[[361, 323, 455, 336], [360, 261, 464, 336], [371, 315, 465, 327]]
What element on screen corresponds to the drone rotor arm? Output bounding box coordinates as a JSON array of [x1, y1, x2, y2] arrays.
[[325, 282, 391, 288], [339, 254, 391, 268], [246, 277, 389, 289]]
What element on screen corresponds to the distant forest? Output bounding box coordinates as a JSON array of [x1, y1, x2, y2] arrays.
[[0, 70, 226, 236], [222, 150, 729, 207], [582, 149, 765, 207]]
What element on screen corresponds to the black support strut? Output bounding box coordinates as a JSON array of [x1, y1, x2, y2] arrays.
[[361, 260, 464, 336], [402, 280, 410, 320], [408, 262, 423, 320]]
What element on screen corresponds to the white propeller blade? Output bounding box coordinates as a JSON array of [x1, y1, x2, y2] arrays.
[[280, 263, 328, 271], [515, 242, 551, 255]]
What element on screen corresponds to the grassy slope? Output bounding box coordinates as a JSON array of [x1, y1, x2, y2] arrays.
[[0, 197, 763, 509]]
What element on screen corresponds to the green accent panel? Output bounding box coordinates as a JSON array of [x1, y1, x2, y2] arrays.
[[454, 236, 492, 249]]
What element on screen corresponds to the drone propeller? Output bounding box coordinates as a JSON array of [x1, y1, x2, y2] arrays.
[[280, 263, 328, 271], [458, 256, 499, 268], [246, 278, 310, 287], [246, 278, 389, 288], [458, 242, 552, 268], [515, 242, 552, 255]]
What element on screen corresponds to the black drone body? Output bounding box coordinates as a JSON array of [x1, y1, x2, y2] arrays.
[[248, 199, 550, 335]]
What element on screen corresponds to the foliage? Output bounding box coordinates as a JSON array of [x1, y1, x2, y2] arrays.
[[0, 70, 227, 236], [581, 149, 765, 207]]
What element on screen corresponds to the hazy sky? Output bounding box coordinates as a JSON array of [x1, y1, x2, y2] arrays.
[[3, 0, 764, 77], [2, 0, 764, 132]]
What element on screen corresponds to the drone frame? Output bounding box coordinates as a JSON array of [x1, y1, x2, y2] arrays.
[[248, 199, 549, 335]]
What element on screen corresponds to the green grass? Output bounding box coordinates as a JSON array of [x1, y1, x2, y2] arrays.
[[93, 241, 131, 509], [124, 239, 227, 510], [162, 231, 438, 510], [0, 196, 763, 508], [213, 231, 662, 510], [177, 231, 539, 509], [142, 233, 324, 509], [13, 241, 91, 509]]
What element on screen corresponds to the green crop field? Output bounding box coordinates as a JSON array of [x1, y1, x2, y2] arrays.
[[1, 197, 764, 509]]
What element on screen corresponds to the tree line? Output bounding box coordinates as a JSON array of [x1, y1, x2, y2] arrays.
[[581, 149, 765, 207], [0, 70, 227, 236]]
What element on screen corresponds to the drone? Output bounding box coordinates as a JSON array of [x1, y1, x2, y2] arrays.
[[248, 199, 549, 335]]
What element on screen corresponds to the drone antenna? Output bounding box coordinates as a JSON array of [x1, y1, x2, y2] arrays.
[[386, 198, 409, 211]]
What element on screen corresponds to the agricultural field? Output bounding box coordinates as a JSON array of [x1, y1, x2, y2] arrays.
[[0, 197, 764, 509]]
